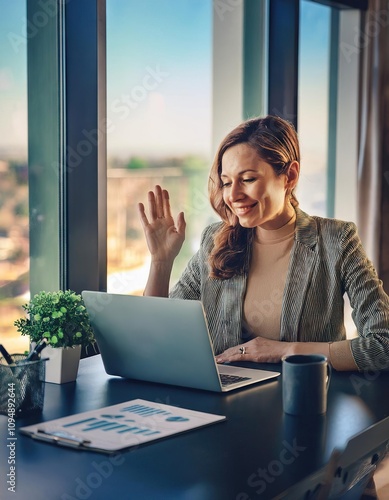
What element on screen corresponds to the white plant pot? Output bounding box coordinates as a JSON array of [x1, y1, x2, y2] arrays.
[[44, 345, 82, 384]]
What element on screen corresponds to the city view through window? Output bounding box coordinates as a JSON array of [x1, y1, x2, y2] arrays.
[[0, 1, 29, 354], [105, 0, 214, 295]]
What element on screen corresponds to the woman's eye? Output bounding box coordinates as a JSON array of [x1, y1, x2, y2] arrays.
[[243, 178, 256, 183], [221, 182, 231, 188]]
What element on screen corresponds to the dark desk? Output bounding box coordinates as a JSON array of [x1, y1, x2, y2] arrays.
[[1, 355, 389, 500]]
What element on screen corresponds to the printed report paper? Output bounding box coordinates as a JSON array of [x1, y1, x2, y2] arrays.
[[20, 399, 226, 453]]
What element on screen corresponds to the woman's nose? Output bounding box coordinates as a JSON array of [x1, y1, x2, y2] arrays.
[[229, 182, 244, 202]]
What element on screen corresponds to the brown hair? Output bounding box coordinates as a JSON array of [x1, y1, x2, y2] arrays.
[[208, 115, 300, 279]]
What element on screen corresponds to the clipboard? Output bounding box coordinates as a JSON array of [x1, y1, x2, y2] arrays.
[[19, 399, 226, 454]]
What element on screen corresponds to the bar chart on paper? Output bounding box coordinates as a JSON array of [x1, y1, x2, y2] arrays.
[[61, 403, 181, 436], [19, 399, 226, 453]]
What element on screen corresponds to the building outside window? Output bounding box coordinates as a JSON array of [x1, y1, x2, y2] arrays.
[[0, 1, 29, 354]]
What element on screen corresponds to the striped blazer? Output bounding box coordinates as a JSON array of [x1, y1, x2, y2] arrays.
[[169, 208, 389, 371]]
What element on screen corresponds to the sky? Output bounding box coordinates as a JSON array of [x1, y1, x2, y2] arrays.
[[0, 0, 330, 163], [0, 0, 28, 152], [299, 0, 331, 172], [106, 0, 212, 158]]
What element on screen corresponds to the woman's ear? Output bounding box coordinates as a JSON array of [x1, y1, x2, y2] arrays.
[[286, 161, 300, 189]]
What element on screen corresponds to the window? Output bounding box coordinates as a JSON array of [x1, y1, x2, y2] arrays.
[[0, 1, 29, 354], [297, 0, 359, 223], [106, 0, 214, 294]]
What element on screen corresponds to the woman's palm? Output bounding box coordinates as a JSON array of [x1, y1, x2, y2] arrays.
[[143, 214, 185, 262], [138, 186, 186, 263]]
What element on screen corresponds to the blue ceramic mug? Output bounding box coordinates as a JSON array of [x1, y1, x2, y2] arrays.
[[282, 354, 331, 415]]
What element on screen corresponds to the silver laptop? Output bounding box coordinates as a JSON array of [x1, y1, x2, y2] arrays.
[[81, 291, 280, 392]]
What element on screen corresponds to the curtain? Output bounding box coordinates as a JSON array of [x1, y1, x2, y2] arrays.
[[357, 0, 389, 293]]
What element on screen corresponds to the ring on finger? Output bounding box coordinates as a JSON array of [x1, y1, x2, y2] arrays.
[[239, 346, 246, 355]]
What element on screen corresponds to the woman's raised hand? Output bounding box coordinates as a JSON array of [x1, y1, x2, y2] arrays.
[[138, 185, 186, 264]]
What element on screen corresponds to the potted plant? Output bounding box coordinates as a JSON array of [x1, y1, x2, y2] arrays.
[[14, 290, 95, 384]]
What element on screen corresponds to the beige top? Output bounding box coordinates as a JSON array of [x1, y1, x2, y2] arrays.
[[243, 213, 296, 340]]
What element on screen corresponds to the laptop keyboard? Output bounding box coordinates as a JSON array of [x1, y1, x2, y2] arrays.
[[220, 374, 251, 386]]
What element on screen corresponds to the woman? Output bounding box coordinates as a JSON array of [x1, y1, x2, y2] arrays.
[[138, 115, 389, 373]]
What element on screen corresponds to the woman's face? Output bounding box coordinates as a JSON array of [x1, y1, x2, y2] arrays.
[[221, 143, 296, 230]]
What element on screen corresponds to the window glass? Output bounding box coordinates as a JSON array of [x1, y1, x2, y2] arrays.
[[298, 0, 331, 217], [106, 0, 213, 294], [0, 2, 29, 354]]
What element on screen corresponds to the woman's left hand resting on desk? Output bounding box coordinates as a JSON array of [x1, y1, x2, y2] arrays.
[[215, 337, 360, 371], [215, 337, 293, 364], [216, 337, 321, 364], [215, 337, 355, 367]]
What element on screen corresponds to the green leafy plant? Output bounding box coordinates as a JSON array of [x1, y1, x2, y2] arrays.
[[14, 290, 95, 348]]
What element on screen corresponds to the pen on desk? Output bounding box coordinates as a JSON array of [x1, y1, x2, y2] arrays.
[[0, 344, 14, 365], [12, 338, 48, 390], [25, 338, 48, 362]]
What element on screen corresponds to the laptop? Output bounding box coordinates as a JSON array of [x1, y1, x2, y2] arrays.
[[81, 291, 280, 392]]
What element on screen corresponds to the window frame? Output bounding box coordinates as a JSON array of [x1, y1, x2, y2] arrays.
[[27, 0, 107, 295]]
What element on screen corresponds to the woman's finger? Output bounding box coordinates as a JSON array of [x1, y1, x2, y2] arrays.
[[215, 345, 241, 363], [155, 185, 164, 219], [148, 190, 157, 220], [137, 203, 150, 229], [162, 189, 173, 219], [176, 212, 186, 236]]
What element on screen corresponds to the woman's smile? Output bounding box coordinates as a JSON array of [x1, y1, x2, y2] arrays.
[[232, 202, 258, 215]]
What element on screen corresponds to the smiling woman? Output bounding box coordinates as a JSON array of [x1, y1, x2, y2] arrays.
[[138, 115, 389, 375], [208, 116, 300, 278]]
